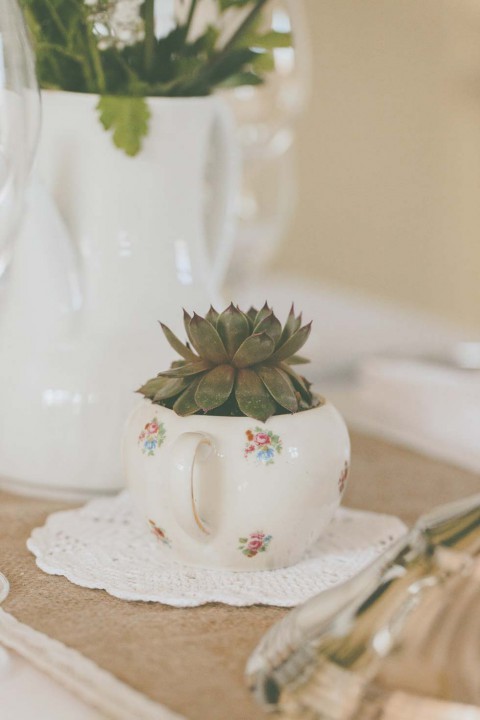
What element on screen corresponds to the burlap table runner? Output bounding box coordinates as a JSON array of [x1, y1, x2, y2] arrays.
[[0, 432, 478, 720]]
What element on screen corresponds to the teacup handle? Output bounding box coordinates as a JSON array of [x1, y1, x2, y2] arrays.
[[169, 432, 214, 541]]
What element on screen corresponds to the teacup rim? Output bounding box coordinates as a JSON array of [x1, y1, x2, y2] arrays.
[[136, 393, 330, 426]]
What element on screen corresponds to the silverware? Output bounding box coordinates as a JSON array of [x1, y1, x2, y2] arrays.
[[247, 493, 480, 718]]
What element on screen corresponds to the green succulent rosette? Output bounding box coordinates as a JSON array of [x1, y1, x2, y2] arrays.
[[138, 303, 322, 422]]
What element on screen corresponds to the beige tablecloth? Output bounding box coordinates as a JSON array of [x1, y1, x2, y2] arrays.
[[0, 432, 478, 720]]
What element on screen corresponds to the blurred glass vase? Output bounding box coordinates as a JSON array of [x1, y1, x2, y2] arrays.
[[0, 0, 39, 277]]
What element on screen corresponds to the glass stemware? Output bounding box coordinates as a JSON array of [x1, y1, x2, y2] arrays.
[[0, 0, 39, 602], [0, 0, 40, 279]]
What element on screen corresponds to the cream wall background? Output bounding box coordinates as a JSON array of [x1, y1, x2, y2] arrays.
[[277, 0, 480, 331]]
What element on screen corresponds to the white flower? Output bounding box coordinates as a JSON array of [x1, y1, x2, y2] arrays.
[[154, 0, 176, 40], [86, 0, 145, 50]]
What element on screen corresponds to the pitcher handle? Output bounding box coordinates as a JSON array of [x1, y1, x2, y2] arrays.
[[207, 98, 240, 294], [169, 432, 214, 541]]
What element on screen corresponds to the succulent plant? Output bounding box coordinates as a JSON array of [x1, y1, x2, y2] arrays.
[[137, 303, 322, 422]]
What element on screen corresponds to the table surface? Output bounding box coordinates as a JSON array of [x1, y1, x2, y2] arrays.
[[1, 273, 472, 717], [1, 431, 479, 720]]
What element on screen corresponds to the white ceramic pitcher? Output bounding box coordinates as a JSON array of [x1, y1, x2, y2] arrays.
[[0, 91, 239, 496]]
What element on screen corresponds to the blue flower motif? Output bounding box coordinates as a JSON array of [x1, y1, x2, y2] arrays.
[[258, 446, 275, 462], [138, 418, 166, 456]]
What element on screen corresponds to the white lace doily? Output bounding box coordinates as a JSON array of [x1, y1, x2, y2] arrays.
[[27, 492, 407, 607]]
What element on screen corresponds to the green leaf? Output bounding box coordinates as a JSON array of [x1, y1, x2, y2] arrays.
[[246, 307, 258, 328], [241, 30, 293, 50], [271, 323, 312, 363], [217, 303, 250, 358], [183, 310, 196, 347], [257, 366, 298, 413], [286, 354, 310, 365], [189, 313, 229, 364], [279, 304, 301, 346], [235, 369, 277, 422], [279, 363, 313, 403], [203, 48, 257, 88], [136, 377, 166, 399], [218, 0, 253, 10], [137, 374, 189, 401], [195, 365, 235, 411], [233, 332, 275, 368], [189, 25, 220, 54], [173, 377, 203, 416], [251, 52, 274, 75], [218, 72, 263, 88], [160, 323, 197, 361], [152, 377, 190, 402], [254, 302, 272, 327], [254, 312, 282, 346], [97, 96, 150, 157], [205, 306, 220, 327], [159, 360, 211, 378]]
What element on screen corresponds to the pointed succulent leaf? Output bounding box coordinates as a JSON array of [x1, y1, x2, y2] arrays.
[[160, 323, 197, 361], [279, 304, 301, 346], [235, 368, 277, 422], [279, 362, 313, 402], [217, 303, 250, 358], [254, 312, 282, 346], [158, 360, 211, 377], [195, 364, 235, 411], [137, 377, 167, 399], [270, 322, 312, 363], [254, 302, 271, 327], [257, 366, 298, 413], [285, 354, 310, 365], [246, 307, 258, 329], [205, 306, 219, 327], [173, 378, 204, 416], [232, 332, 275, 368], [188, 313, 229, 363], [183, 309, 196, 348], [153, 377, 190, 402]]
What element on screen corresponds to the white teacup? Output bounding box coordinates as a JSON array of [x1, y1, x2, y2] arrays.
[[123, 399, 350, 571]]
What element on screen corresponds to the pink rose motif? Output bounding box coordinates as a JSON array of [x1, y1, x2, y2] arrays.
[[255, 433, 271, 445], [146, 422, 159, 434], [239, 531, 272, 557]]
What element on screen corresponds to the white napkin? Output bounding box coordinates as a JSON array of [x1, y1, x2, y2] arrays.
[[333, 356, 480, 473]]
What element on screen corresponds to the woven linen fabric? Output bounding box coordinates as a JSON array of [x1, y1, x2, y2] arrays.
[[1, 432, 479, 720], [27, 492, 407, 607]]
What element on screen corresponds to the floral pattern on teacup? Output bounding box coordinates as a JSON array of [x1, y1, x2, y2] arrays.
[[244, 427, 282, 465], [148, 519, 171, 547], [138, 418, 166, 456], [338, 461, 349, 494], [238, 531, 272, 558]]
